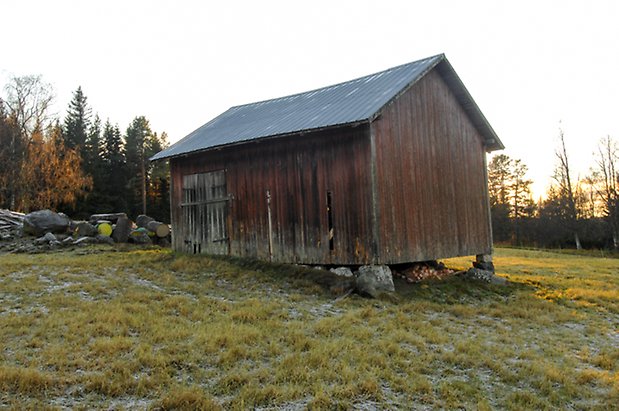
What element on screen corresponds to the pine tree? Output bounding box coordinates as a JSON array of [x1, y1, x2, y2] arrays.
[[487, 154, 534, 244], [488, 154, 512, 207], [63, 86, 91, 150], [509, 159, 534, 244], [487, 154, 513, 242]]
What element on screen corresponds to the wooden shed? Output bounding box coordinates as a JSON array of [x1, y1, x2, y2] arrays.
[[152, 54, 504, 265]]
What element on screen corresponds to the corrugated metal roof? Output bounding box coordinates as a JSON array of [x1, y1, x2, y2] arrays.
[[152, 54, 502, 161]]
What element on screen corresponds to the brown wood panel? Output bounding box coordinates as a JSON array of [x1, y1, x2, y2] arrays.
[[170, 66, 493, 265], [170, 126, 374, 265], [372, 69, 492, 263]]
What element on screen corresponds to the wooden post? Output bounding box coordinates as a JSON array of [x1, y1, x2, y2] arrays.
[[141, 156, 147, 215], [266, 189, 273, 262], [369, 128, 381, 264]]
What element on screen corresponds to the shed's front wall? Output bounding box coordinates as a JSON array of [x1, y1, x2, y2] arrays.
[[372, 69, 493, 263], [170, 126, 375, 264]]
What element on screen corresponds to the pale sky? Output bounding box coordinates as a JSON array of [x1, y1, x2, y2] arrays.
[[2, 0, 618, 198]]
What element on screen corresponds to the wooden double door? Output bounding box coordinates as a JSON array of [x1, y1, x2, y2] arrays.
[[181, 170, 229, 255]]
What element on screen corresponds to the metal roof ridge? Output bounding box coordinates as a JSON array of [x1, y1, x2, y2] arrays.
[[227, 54, 445, 110], [151, 53, 460, 161], [369, 54, 445, 122]]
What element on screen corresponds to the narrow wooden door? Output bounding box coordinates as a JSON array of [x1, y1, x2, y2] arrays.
[[181, 170, 229, 255]]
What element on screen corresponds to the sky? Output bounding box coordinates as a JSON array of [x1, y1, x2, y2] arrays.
[[1, 0, 618, 199]]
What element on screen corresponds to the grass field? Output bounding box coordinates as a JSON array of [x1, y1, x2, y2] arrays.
[[0, 246, 618, 410]]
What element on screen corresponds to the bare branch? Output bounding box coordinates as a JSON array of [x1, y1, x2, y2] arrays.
[[3, 75, 55, 137]]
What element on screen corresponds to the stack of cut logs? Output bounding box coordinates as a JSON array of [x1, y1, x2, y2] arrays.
[[88, 213, 170, 245], [0, 209, 171, 248], [0, 209, 25, 239], [393, 262, 455, 283]]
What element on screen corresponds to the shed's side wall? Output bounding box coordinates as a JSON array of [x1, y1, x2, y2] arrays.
[[170, 126, 374, 264], [372, 69, 492, 263]]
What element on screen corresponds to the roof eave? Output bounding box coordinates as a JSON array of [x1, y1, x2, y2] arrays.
[[151, 119, 371, 161]]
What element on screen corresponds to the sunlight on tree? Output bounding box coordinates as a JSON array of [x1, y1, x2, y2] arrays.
[[487, 154, 534, 244], [588, 135, 619, 249], [18, 126, 92, 212], [551, 128, 582, 249]]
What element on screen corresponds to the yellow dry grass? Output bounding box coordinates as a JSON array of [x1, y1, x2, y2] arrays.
[[0, 246, 617, 409]]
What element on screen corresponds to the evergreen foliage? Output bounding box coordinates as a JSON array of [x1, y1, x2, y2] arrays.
[[84, 114, 102, 175], [488, 134, 619, 250], [0, 100, 23, 209], [1, 81, 171, 220], [145, 132, 170, 222], [63, 86, 91, 150], [99, 120, 129, 213], [3, 76, 618, 247], [1, 77, 91, 213], [125, 116, 152, 218], [487, 154, 534, 245]]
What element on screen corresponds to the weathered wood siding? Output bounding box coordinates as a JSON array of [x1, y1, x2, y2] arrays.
[[371, 69, 492, 263], [170, 126, 374, 264]]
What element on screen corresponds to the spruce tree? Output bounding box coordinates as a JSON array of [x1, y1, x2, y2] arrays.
[[63, 86, 91, 149], [100, 120, 128, 212], [125, 116, 152, 217], [84, 115, 102, 173], [0, 100, 23, 208], [145, 132, 170, 222], [78, 115, 106, 215]]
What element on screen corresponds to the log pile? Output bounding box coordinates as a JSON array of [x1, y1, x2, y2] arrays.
[[393, 262, 455, 283], [0, 209, 25, 240], [0, 209, 171, 253], [136, 214, 170, 238], [80, 213, 171, 246]]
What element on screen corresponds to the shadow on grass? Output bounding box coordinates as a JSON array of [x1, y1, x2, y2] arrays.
[[166, 253, 341, 296], [392, 274, 532, 306], [168, 252, 537, 307]]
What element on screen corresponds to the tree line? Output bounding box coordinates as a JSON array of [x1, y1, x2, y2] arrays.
[[0, 75, 170, 222], [2, 75, 616, 249], [489, 130, 619, 251]]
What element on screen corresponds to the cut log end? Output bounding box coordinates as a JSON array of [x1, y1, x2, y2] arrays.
[[144, 220, 170, 238], [155, 224, 170, 238]]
